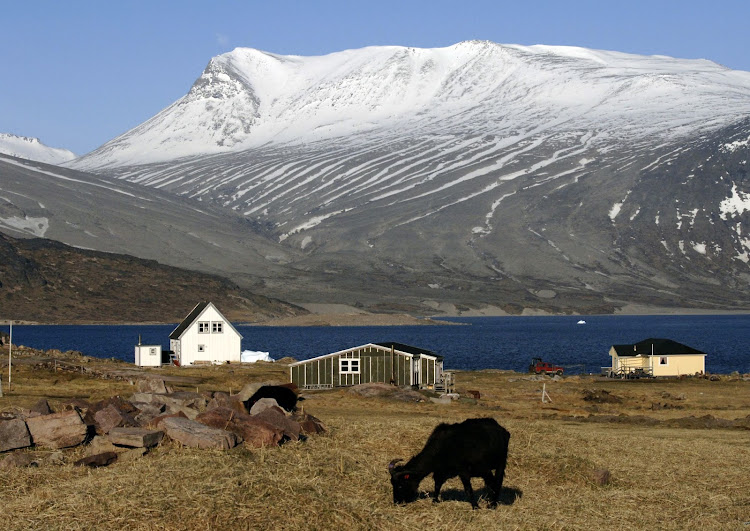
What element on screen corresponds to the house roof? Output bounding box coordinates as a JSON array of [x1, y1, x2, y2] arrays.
[[611, 338, 705, 357], [289, 342, 443, 366], [168, 301, 243, 340]]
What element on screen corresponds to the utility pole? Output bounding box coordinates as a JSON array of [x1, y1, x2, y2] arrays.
[[8, 320, 12, 392]]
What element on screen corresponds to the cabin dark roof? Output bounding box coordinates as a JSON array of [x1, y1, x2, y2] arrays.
[[169, 301, 210, 340], [611, 338, 705, 357], [374, 342, 442, 360]]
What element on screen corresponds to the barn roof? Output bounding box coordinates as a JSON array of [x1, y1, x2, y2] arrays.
[[374, 342, 440, 359], [289, 342, 443, 366], [611, 338, 705, 357]]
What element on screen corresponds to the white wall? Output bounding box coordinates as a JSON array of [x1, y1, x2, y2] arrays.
[[177, 305, 241, 365], [135, 345, 162, 367]]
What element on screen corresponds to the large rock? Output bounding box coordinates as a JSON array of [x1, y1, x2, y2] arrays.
[[249, 398, 281, 416], [207, 392, 247, 414], [131, 392, 205, 420], [158, 416, 238, 450], [84, 396, 139, 427], [136, 379, 169, 394], [292, 413, 327, 435], [196, 407, 283, 448], [108, 427, 164, 448], [74, 451, 118, 468], [94, 405, 139, 434], [252, 408, 301, 441], [131, 402, 166, 426], [30, 399, 53, 416], [26, 410, 88, 449], [0, 418, 32, 452]]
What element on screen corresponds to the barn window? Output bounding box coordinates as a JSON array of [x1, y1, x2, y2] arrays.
[[198, 322, 210, 333], [212, 322, 223, 333], [659, 356, 668, 365], [198, 345, 206, 352], [340, 358, 360, 374]]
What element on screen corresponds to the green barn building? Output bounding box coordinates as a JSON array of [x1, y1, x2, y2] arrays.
[[289, 342, 445, 390]]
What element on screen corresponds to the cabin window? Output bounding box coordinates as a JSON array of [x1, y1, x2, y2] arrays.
[[149, 348, 157, 356], [340, 358, 360, 374], [659, 356, 668, 365], [212, 322, 223, 333], [198, 345, 206, 352], [198, 322, 210, 333]]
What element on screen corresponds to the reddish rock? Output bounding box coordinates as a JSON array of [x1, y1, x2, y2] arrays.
[[293, 413, 327, 435], [0, 418, 32, 452], [108, 427, 164, 448], [26, 410, 88, 449], [61, 398, 91, 412], [196, 407, 283, 448], [249, 398, 281, 416], [253, 407, 301, 441], [74, 451, 118, 468], [30, 399, 53, 415], [146, 411, 188, 428], [93, 405, 139, 434], [158, 416, 238, 450], [207, 392, 247, 414], [84, 396, 139, 427]]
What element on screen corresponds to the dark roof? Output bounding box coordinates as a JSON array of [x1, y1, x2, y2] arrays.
[[374, 342, 442, 360], [612, 338, 705, 357], [169, 301, 210, 340]]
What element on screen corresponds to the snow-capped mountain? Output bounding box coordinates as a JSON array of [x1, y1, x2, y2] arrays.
[[62, 42, 750, 312], [0, 133, 76, 164]]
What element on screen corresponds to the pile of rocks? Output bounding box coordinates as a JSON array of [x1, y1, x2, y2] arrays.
[[0, 380, 325, 469]]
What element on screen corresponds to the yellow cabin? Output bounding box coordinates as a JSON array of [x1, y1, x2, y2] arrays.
[[608, 338, 706, 378]]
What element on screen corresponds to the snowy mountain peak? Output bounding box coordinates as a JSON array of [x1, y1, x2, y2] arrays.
[[0, 133, 76, 165], [70, 41, 750, 171]]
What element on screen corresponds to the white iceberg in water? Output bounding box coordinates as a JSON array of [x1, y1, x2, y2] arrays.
[[241, 350, 274, 363], [577, 320, 586, 325]]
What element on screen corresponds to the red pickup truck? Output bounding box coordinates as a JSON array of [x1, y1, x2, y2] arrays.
[[529, 357, 564, 376]]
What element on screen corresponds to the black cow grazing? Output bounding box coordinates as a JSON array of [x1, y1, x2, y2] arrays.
[[244, 385, 298, 412], [388, 417, 510, 509]]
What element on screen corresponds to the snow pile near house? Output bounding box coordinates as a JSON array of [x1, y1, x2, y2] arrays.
[[241, 350, 274, 363]]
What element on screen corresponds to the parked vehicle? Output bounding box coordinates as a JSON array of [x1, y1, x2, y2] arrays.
[[529, 357, 564, 376]]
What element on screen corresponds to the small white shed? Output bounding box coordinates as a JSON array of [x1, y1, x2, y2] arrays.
[[135, 344, 162, 367], [168, 301, 242, 366]]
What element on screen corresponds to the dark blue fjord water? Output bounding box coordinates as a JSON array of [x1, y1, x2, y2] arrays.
[[2, 315, 748, 374]]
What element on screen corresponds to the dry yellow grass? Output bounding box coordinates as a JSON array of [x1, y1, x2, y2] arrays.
[[1, 355, 749, 530]]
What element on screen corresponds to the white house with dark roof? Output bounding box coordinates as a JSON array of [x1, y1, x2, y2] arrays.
[[608, 338, 706, 378], [168, 302, 242, 366]]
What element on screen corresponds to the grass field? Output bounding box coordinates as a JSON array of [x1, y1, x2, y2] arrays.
[[1, 352, 749, 530]]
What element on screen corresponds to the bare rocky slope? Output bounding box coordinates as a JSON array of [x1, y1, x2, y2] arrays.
[[0, 232, 305, 324]]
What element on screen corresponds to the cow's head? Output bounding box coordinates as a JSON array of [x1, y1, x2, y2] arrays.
[[388, 459, 419, 504]]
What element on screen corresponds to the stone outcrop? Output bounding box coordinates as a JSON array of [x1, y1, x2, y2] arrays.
[[157, 416, 239, 450], [252, 407, 301, 441], [0, 418, 32, 452], [25, 410, 88, 449], [94, 405, 139, 434], [196, 407, 283, 448], [108, 427, 164, 448]]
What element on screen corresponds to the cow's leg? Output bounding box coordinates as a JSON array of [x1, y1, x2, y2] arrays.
[[482, 472, 500, 508], [432, 473, 447, 503], [459, 474, 478, 509]]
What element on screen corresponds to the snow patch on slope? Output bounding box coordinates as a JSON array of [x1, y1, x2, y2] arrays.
[[0, 133, 76, 164]]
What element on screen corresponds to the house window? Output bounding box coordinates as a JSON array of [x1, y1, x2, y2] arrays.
[[659, 356, 668, 365], [340, 358, 360, 374], [212, 322, 223, 333], [198, 322, 210, 333], [149, 348, 157, 356], [198, 345, 206, 353]]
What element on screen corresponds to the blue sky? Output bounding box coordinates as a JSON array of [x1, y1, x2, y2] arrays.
[[2, 0, 748, 155]]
